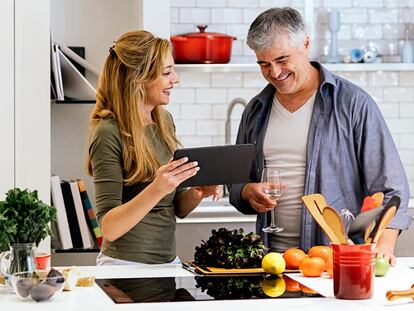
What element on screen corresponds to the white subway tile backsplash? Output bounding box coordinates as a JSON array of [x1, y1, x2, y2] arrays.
[[377, 102, 399, 118], [211, 72, 242, 87], [259, 0, 292, 7], [384, 87, 414, 102], [170, 88, 195, 104], [171, 0, 196, 7], [195, 0, 227, 8], [353, 0, 384, 8], [213, 135, 226, 145], [399, 72, 414, 86], [179, 135, 213, 147], [180, 104, 212, 119], [400, 150, 414, 164], [171, 8, 179, 23], [178, 72, 211, 87], [352, 24, 382, 40], [383, 24, 405, 40], [242, 8, 267, 23], [400, 103, 414, 117], [322, 0, 352, 8], [340, 9, 368, 23], [197, 120, 225, 135], [226, 24, 250, 38], [171, 24, 198, 35], [243, 72, 267, 87], [211, 8, 242, 24], [367, 40, 399, 55], [386, 118, 414, 133], [228, 88, 262, 102], [232, 40, 244, 55], [212, 104, 227, 120], [167, 104, 181, 119], [175, 120, 197, 136], [179, 8, 210, 23], [401, 134, 414, 148], [196, 88, 227, 103], [368, 71, 398, 86], [228, 0, 259, 8], [368, 9, 398, 23], [335, 71, 368, 86], [361, 86, 384, 102]]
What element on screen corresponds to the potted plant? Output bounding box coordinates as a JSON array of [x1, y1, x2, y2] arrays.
[[0, 188, 56, 278]]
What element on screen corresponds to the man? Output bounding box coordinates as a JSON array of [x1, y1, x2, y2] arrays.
[[229, 7, 411, 265]]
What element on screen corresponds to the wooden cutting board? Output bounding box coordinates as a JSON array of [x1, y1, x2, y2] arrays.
[[188, 262, 298, 275]]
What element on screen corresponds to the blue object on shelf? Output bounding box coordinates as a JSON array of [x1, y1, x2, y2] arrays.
[[350, 48, 363, 63]]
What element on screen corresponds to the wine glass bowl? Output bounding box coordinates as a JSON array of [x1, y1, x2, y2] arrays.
[[261, 168, 284, 233]]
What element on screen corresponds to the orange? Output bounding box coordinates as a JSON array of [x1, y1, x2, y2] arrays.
[[299, 256, 326, 277], [308, 245, 333, 263], [325, 255, 333, 278], [283, 248, 306, 270], [283, 275, 301, 292], [300, 283, 318, 295]]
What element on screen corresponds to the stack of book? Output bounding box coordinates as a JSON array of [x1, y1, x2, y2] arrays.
[[51, 175, 103, 250]]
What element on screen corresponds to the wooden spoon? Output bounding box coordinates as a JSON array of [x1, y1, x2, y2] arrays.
[[366, 205, 397, 244], [322, 206, 349, 245], [364, 221, 375, 243], [386, 284, 414, 301], [372, 192, 384, 208], [301, 194, 341, 244]]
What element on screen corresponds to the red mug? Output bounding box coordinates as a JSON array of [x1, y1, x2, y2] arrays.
[[35, 253, 51, 270], [332, 243, 375, 299]]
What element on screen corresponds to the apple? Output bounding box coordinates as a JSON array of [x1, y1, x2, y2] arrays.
[[374, 257, 390, 277]]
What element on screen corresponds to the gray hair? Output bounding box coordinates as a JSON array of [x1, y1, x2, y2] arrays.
[[246, 7, 307, 52]]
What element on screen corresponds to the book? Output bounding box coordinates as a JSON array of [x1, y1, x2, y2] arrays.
[[77, 180, 103, 248], [69, 180, 93, 249], [50, 176, 73, 249], [60, 180, 83, 249]]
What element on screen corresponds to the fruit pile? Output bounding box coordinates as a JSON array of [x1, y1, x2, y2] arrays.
[[262, 246, 391, 278], [261, 246, 333, 278]]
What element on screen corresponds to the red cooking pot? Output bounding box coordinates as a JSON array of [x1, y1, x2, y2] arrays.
[[171, 25, 236, 64]]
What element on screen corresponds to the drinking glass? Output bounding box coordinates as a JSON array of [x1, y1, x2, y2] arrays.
[[261, 168, 284, 233]]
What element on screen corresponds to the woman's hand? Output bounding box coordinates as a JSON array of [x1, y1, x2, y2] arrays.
[[191, 185, 223, 202], [152, 157, 199, 196]]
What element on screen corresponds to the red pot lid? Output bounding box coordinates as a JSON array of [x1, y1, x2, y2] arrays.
[[171, 25, 235, 40]]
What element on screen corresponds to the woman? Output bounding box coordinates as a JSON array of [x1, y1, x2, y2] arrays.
[[86, 30, 221, 265]]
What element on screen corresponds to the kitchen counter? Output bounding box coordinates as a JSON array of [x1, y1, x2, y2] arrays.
[[1, 258, 414, 310]]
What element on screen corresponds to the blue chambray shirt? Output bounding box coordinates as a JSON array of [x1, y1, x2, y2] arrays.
[[229, 62, 411, 251]]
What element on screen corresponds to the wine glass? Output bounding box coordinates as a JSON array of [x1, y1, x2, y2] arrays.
[[261, 168, 284, 233]]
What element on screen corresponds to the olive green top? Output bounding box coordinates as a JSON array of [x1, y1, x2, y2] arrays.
[[89, 118, 183, 264]]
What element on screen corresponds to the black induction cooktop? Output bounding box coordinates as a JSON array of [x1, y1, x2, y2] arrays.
[[96, 274, 322, 304]]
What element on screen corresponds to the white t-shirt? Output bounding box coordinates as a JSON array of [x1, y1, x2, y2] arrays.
[[263, 92, 316, 252]]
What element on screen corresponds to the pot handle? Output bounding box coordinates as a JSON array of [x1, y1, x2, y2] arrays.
[[197, 25, 208, 33]]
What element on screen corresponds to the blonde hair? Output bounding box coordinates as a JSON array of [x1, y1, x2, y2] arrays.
[[86, 30, 180, 184]]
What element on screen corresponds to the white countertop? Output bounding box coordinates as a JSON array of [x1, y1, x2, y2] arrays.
[[1, 258, 414, 310]]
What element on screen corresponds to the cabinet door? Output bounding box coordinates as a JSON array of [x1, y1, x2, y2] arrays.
[[0, 0, 15, 197]]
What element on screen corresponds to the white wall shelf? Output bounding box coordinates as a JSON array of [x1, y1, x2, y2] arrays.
[[175, 63, 414, 72]]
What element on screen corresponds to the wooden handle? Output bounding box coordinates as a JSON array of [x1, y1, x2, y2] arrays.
[[369, 205, 397, 244], [386, 285, 414, 301]]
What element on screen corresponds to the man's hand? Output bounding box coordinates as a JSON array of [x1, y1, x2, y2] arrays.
[[241, 183, 277, 213], [374, 228, 399, 266]]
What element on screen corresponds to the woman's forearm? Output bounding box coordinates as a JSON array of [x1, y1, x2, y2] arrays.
[[100, 183, 165, 241], [174, 188, 203, 218]]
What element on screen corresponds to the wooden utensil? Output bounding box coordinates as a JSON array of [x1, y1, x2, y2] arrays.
[[366, 205, 397, 244], [372, 192, 384, 208], [364, 221, 375, 243], [301, 194, 341, 244], [386, 284, 414, 301], [322, 206, 349, 244]]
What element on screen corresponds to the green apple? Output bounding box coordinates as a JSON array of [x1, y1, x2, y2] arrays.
[[374, 257, 390, 277]]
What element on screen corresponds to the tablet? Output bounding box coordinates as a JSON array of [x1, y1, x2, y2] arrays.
[[173, 144, 255, 188]]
